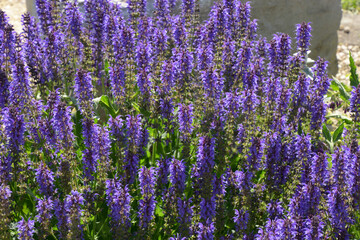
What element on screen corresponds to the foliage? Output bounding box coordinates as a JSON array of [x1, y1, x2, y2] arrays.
[[0, 0, 360, 239], [342, 0, 360, 11]]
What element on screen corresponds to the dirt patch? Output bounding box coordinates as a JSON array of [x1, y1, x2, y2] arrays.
[[336, 11, 360, 84]]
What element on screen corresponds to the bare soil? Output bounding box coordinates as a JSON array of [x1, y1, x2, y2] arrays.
[[336, 11, 360, 84]]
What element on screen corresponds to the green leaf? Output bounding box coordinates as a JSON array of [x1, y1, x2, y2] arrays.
[[322, 124, 332, 142], [22, 203, 30, 215], [330, 80, 339, 91], [333, 122, 345, 142], [297, 121, 302, 135], [104, 59, 110, 75], [132, 102, 141, 113], [326, 113, 353, 124], [349, 52, 359, 87], [155, 205, 164, 217], [331, 78, 351, 101], [93, 95, 117, 118]]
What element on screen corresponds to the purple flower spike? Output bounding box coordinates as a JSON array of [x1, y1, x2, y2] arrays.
[[177, 103, 194, 139], [156, 157, 170, 192], [327, 186, 351, 239], [0, 69, 9, 108], [0, 184, 11, 236], [36, 196, 54, 237], [35, 162, 54, 196], [350, 84, 360, 123], [17, 217, 35, 240], [234, 209, 249, 231], [138, 166, 157, 229], [296, 22, 312, 56], [74, 69, 93, 115], [197, 136, 216, 176], [2, 107, 25, 179], [35, 0, 53, 35], [169, 158, 186, 193], [182, 0, 195, 15], [82, 118, 100, 181], [197, 219, 215, 240], [65, 190, 85, 239], [53, 101, 75, 149], [65, 2, 83, 41], [9, 46, 32, 109], [105, 178, 131, 236]]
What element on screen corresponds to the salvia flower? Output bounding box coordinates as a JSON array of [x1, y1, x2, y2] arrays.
[[53, 101, 75, 149], [65, 190, 85, 239], [9, 45, 32, 109], [235, 1, 251, 38], [17, 217, 35, 240], [200, 196, 216, 221], [64, 2, 83, 41], [350, 84, 360, 123], [0, 184, 11, 237], [197, 136, 216, 176], [138, 166, 157, 229], [201, 66, 224, 100], [136, 41, 152, 96], [303, 215, 325, 240], [234, 209, 249, 232], [97, 127, 112, 179], [177, 103, 194, 139], [156, 157, 170, 193], [177, 197, 193, 236], [296, 22, 312, 56], [267, 200, 284, 220], [105, 178, 131, 236], [2, 107, 25, 178], [182, 0, 195, 16], [35, 162, 54, 196], [74, 69, 94, 115], [169, 158, 186, 194], [36, 197, 54, 238], [327, 186, 351, 239], [197, 219, 215, 240], [0, 69, 9, 108], [82, 118, 100, 180], [54, 200, 68, 238], [35, 0, 53, 35]]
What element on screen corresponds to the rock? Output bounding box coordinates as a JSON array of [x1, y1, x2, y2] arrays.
[[356, 59, 360, 66], [344, 26, 351, 34], [246, 0, 342, 76]]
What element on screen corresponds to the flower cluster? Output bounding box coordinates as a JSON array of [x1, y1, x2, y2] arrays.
[[1, 0, 359, 239]]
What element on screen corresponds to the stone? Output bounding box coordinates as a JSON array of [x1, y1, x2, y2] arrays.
[[241, 0, 342, 76], [344, 26, 351, 34], [190, 0, 342, 75]]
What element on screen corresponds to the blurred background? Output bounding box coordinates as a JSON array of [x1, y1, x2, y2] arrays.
[[0, 0, 359, 84]]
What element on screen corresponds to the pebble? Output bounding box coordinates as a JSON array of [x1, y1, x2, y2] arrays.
[[356, 59, 360, 66], [344, 26, 351, 34]]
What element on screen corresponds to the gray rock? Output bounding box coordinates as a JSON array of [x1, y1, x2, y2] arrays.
[[250, 0, 342, 76], [192, 0, 342, 76]]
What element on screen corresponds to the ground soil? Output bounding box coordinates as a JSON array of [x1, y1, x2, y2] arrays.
[[337, 11, 360, 84]]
